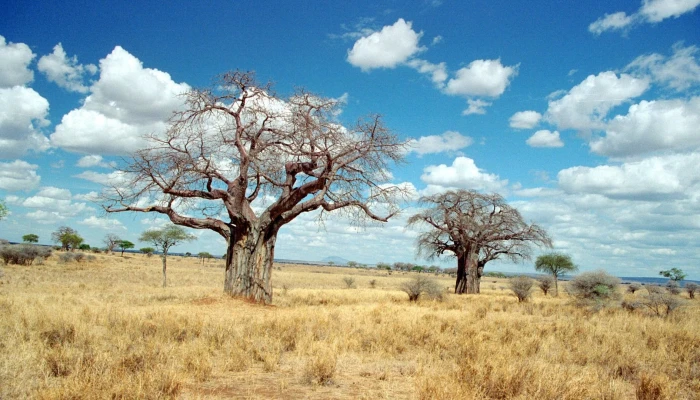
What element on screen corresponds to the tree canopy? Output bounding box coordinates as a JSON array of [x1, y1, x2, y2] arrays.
[[408, 189, 551, 294], [140, 225, 195, 287], [0, 200, 8, 221], [534, 252, 578, 296], [51, 226, 83, 251], [22, 234, 39, 243], [119, 240, 135, 256], [105, 71, 408, 303], [659, 267, 686, 282]]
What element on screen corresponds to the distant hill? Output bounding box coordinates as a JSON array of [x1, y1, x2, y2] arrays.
[[321, 256, 349, 265]]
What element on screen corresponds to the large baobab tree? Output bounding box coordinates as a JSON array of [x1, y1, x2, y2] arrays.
[[105, 71, 408, 304], [408, 190, 551, 294]]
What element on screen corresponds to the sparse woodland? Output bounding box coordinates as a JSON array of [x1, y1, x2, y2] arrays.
[[1, 253, 698, 399]]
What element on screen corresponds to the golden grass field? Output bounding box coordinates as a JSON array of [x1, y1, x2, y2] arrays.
[[1, 252, 698, 399]]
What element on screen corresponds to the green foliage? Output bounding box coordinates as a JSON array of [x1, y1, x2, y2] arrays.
[[139, 225, 196, 255], [0, 200, 8, 221], [140, 247, 155, 257], [198, 252, 213, 263], [118, 240, 135, 256], [484, 271, 507, 278], [509, 276, 534, 302], [78, 244, 91, 250], [535, 253, 578, 277], [659, 268, 686, 281], [22, 234, 39, 243], [567, 270, 621, 303], [399, 275, 443, 302], [51, 227, 83, 251], [0, 244, 52, 265]]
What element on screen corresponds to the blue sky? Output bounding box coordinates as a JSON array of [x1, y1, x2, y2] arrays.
[[1, 0, 699, 278]]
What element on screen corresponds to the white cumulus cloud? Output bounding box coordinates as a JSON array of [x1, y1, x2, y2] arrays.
[[38, 43, 97, 93], [558, 152, 700, 200], [546, 71, 649, 131], [409, 131, 473, 155], [420, 156, 508, 192], [444, 59, 518, 98], [526, 130, 564, 148], [79, 215, 126, 231], [0, 36, 35, 87], [590, 96, 700, 157], [509, 111, 542, 129], [590, 0, 700, 34], [347, 19, 424, 71], [0, 160, 41, 191], [626, 43, 700, 91], [50, 46, 190, 155], [0, 86, 51, 158]]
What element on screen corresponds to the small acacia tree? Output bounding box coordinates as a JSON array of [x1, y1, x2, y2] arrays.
[[105, 71, 407, 303], [408, 190, 551, 294], [140, 225, 195, 287], [22, 234, 39, 243], [534, 253, 578, 296], [119, 240, 134, 256], [659, 268, 686, 282], [140, 247, 155, 257]]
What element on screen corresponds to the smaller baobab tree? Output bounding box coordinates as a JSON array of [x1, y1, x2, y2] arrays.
[[408, 190, 551, 294], [534, 252, 578, 296], [140, 225, 195, 287]]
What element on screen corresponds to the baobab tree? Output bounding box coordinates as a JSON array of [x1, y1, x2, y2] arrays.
[[105, 71, 408, 304], [408, 190, 551, 294]]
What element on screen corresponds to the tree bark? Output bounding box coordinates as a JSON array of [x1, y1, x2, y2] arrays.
[[465, 257, 481, 294], [224, 226, 277, 304], [455, 253, 467, 294]]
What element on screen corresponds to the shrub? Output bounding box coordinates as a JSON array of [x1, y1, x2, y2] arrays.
[[509, 276, 534, 302], [0, 245, 52, 265], [342, 277, 356, 289], [646, 285, 664, 295], [537, 276, 553, 296], [59, 252, 87, 263], [685, 282, 698, 299], [368, 279, 377, 289], [400, 275, 443, 302], [303, 345, 337, 385], [643, 293, 684, 317], [665, 280, 680, 295], [567, 270, 621, 302], [627, 283, 641, 294]]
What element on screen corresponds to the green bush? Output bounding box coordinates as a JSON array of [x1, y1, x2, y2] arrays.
[[0, 245, 52, 265], [567, 270, 621, 302]]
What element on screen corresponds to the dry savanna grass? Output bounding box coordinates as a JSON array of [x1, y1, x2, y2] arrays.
[[1, 252, 699, 399]]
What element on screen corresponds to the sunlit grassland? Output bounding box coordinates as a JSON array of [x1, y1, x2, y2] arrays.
[[1, 253, 698, 399]]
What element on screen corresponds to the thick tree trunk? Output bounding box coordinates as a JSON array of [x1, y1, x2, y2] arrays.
[[466, 260, 484, 294], [224, 226, 277, 304], [455, 253, 468, 294]]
